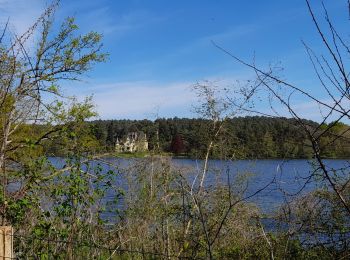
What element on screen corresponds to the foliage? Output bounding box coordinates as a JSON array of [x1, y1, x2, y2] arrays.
[[0, 0, 350, 259], [87, 116, 350, 159], [0, 1, 122, 258], [170, 133, 185, 155]]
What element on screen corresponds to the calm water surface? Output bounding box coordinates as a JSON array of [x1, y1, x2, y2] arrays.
[[50, 157, 350, 214], [174, 158, 349, 213]]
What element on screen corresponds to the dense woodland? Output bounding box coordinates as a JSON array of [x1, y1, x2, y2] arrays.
[[86, 117, 350, 159]]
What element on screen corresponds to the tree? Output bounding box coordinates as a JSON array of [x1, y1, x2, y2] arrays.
[[0, 2, 127, 258], [170, 133, 185, 155], [0, 0, 107, 227], [213, 0, 350, 255]]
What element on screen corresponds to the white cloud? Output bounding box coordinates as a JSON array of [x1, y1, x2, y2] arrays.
[[0, 0, 44, 35], [68, 5, 164, 38], [106, 10, 164, 36], [292, 98, 350, 123], [255, 94, 350, 123], [81, 81, 198, 119]]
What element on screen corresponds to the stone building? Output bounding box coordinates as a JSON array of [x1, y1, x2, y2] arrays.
[[115, 131, 148, 153]]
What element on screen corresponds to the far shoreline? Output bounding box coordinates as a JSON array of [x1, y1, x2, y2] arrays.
[[112, 152, 350, 161]]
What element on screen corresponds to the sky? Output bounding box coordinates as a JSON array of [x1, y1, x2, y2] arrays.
[[0, 0, 348, 121]]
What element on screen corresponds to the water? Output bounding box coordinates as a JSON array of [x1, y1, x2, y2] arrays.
[[47, 157, 350, 244], [173, 158, 350, 213], [49, 157, 350, 214]]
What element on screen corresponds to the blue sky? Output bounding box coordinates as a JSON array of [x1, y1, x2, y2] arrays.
[[0, 0, 348, 121]]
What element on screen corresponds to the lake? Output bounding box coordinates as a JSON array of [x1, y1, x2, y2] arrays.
[[72, 157, 349, 214]]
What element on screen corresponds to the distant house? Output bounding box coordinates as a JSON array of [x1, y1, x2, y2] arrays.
[[115, 131, 148, 153]]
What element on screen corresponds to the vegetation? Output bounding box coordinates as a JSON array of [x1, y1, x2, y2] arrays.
[[88, 117, 350, 159], [0, 0, 349, 259]]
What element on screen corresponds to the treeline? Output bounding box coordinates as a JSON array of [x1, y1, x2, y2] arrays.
[[88, 116, 350, 159]]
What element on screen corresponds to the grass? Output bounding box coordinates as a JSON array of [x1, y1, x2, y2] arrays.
[[114, 151, 184, 159], [114, 151, 150, 158]]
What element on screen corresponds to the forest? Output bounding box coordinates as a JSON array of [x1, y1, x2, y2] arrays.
[[86, 117, 350, 159]]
